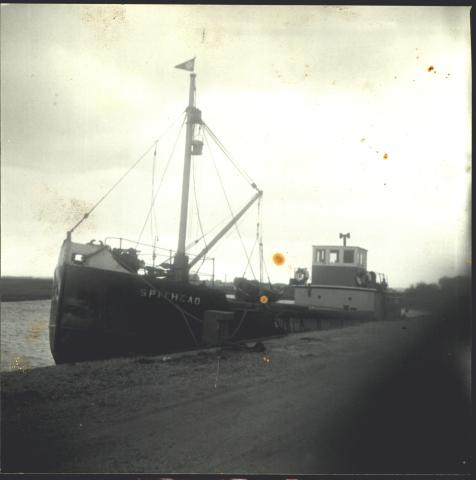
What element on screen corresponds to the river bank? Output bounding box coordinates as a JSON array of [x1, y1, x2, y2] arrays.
[[0, 277, 52, 302], [1, 313, 471, 474]]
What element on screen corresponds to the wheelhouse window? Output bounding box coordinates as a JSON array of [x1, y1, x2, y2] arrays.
[[329, 250, 339, 264], [357, 251, 367, 267], [343, 249, 355, 264], [316, 249, 326, 264]]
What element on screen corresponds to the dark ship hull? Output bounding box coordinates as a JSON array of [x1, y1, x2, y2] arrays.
[[49, 259, 281, 364], [48, 249, 378, 364]]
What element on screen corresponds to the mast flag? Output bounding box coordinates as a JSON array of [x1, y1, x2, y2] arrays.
[[175, 57, 195, 72]]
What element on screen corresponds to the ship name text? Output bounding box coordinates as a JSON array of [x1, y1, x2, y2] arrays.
[[140, 288, 201, 305]]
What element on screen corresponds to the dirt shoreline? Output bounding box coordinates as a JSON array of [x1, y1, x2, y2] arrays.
[[1, 315, 471, 474]]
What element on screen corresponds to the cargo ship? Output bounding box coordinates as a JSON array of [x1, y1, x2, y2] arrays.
[[49, 59, 400, 364]]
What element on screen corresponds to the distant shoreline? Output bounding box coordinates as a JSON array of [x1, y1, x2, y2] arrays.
[[0, 277, 52, 302], [1, 296, 52, 302], [0, 276, 291, 302]]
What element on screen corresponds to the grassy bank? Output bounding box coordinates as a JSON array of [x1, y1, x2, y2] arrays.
[[0, 277, 52, 301]]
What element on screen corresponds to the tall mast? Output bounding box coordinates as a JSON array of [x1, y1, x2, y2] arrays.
[[171, 58, 259, 282], [174, 69, 200, 281]]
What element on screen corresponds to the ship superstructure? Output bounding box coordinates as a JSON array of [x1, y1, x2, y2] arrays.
[[294, 235, 398, 320]]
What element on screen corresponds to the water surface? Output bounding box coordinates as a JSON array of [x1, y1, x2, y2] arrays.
[[1, 300, 54, 371]]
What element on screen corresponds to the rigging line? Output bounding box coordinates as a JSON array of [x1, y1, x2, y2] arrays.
[[203, 122, 253, 184], [241, 236, 259, 278], [136, 269, 202, 324], [68, 109, 186, 236], [260, 207, 273, 290], [191, 157, 208, 275], [150, 141, 158, 246], [229, 310, 248, 339], [136, 115, 186, 247], [202, 122, 257, 188], [262, 247, 273, 289], [204, 131, 257, 281], [186, 214, 236, 249], [242, 196, 262, 279], [105, 236, 174, 252], [136, 274, 200, 346], [257, 196, 263, 284], [203, 122, 255, 188], [136, 115, 187, 247], [257, 196, 261, 239], [204, 133, 256, 280]]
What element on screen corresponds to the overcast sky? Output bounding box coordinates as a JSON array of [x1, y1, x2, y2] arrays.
[[1, 5, 471, 288]]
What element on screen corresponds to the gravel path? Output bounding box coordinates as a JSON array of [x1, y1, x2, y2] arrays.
[[1, 315, 471, 474]]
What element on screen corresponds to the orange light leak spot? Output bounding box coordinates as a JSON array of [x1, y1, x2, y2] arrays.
[[272, 252, 285, 266], [383, 153, 388, 160], [259, 295, 269, 304]]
